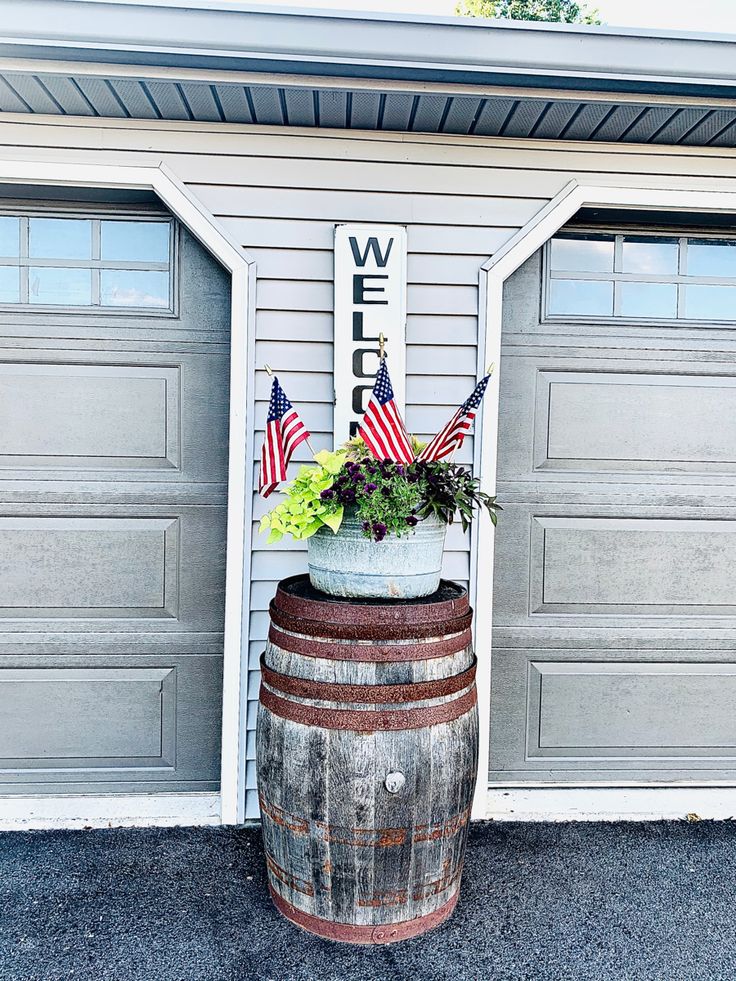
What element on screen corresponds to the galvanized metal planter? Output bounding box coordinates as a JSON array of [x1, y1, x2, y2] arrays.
[[307, 511, 447, 599]]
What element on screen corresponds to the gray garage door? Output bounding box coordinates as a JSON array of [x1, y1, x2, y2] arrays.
[[0, 202, 230, 794], [491, 227, 736, 783]]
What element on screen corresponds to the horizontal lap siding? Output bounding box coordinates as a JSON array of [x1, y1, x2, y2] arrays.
[[4, 115, 736, 815], [240, 167, 496, 817]]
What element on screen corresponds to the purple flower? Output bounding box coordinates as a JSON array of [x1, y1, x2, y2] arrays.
[[372, 521, 387, 542], [340, 488, 356, 505], [364, 482, 377, 494], [351, 471, 365, 483], [406, 515, 419, 527], [407, 473, 419, 484], [320, 488, 334, 500], [395, 465, 405, 476], [362, 520, 371, 532]]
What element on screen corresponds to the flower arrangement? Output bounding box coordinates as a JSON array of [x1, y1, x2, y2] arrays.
[[258, 350, 499, 566], [259, 439, 499, 544]]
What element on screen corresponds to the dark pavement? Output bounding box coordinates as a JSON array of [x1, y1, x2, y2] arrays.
[[1, 820, 735, 981]]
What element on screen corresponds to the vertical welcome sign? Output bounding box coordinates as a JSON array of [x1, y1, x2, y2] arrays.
[[333, 224, 407, 442]]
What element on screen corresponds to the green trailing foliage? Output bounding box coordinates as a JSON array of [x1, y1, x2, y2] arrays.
[[260, 440, 501, 544], [455, 0, 601, 24]]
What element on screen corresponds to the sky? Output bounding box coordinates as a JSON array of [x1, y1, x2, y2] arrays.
[[239, 0, 736, 34]]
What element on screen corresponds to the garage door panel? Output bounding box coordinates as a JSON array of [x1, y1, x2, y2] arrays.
[[498, 350, 736, 485], [0, 507, 225, 631], [541, 369, 736, 474], [490, 648, 736, 780], [0, 361, 178, 468], [534, 516, 736, 616], [0, 667, 175, 762], [0, 348, 228, 483], [0, 516, 177, 616], [503, 251, 736, 346], [0, 655, 222, 793], [531, 661, 736, 755], [0, 225, 230, 342], [494, 504, 736, 628]]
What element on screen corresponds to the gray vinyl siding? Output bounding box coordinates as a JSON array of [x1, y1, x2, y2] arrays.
[[4, 115, 736, 814], [243, 181, 486, 815]]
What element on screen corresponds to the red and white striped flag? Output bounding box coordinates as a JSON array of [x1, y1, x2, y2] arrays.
[[259, 376, 311, 498], [358, 359, 414, 464], [418, 373, 490, 463]]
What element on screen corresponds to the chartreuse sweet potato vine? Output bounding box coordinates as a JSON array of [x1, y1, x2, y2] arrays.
[[260, 441, 500, 544], [259, 449, 347, 543]]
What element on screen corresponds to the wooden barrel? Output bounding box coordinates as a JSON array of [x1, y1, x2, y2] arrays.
[[256, 574, 478, 945]]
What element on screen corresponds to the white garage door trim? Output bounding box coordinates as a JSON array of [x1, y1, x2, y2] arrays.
[[474, 178, 736, 820], [0, 158, 255, 830]]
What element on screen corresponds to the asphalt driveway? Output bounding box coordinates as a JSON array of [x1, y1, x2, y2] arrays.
[[1, 820, 735, 981]]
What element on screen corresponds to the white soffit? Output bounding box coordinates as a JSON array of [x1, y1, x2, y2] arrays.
[[1, 69, 736, 147]]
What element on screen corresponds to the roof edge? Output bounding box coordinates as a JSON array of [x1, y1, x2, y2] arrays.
[[4, 1, 736, 99]]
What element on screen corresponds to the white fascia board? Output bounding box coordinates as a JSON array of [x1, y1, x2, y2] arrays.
[[5, 1, 736, 98]]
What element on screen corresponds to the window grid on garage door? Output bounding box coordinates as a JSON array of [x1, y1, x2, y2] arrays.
[[543, 231, 736, 324], [0, 211, 176, 314]]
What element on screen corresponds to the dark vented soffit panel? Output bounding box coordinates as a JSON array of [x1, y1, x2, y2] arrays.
[[4, 72, 736, 148]]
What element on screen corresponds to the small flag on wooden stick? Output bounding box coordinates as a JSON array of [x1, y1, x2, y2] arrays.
[[358, 358, 414, 464], [259, 374, 312, 498], [417, 366, 493, 463]]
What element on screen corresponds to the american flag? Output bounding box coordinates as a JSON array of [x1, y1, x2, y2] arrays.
[[358, 359, 414, 464], [418, 373, 490, 463], [259, 376, 311, 498]]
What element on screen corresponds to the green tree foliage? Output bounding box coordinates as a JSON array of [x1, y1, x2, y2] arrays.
[[455, 0, 601, 24]]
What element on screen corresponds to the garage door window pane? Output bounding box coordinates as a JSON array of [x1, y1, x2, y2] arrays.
[[620, 282, 678, 319], [550, 237, 614, 273], [0, 267, 19, 302], [549, 279, 613, 317], [29, 218, 92, 260], [0, 217, 19, 258], [101, 220, 170, 263], [685, 285, 736, 320], [687, 241, 736, 278], [622, 238, 679, 275], [29, 268, 92, 305], [101, 270, 169, 308], [548, 279, 613, 316]]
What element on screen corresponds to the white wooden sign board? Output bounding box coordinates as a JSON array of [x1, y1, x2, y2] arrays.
[[333, 223, 407, 443]]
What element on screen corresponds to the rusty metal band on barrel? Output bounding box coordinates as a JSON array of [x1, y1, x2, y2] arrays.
[[274, 575, 469, 625], [268, 622, 472, 662], [260, 652, 477, 704], [269, 602, 473, 641], [258, 682, 477, 731], [268, 884, 459, 944]]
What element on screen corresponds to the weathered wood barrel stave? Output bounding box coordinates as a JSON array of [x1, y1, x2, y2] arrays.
[[257, 575, 479, 944]]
